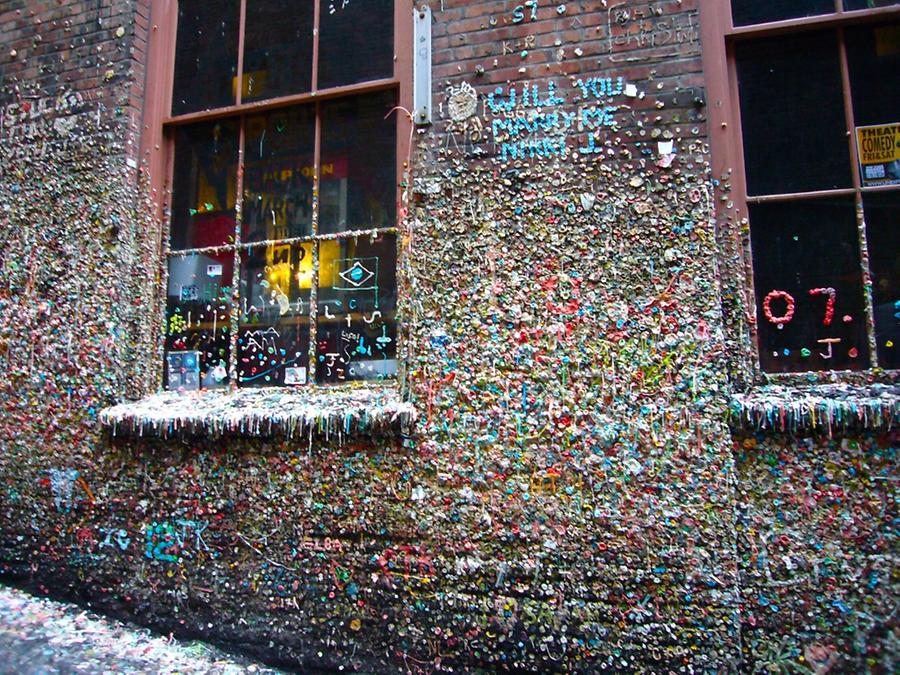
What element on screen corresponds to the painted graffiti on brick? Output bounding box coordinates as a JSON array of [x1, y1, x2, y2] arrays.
[[483, 79, 630, 160], [145, 519, 211, 562]]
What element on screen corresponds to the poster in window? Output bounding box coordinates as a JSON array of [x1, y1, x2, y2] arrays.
[[856, 123, 900, 187]]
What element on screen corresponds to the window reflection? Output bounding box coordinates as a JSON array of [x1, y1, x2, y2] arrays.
[[172, 0, 240, 114], [318, 0, 393, 89], [238, 244, 312, 387], [736, 33, 851, 195], [243, 106, 316, 243], [165, 253, 234, 390], [243, 0, 313, 101], [170, 120, 240, 250], [319, 91, 397, 234], [846, 22, 900, 127], [844, 1, 900, 10], [731, 0, 832, 27], [316, 233, 397, 383]]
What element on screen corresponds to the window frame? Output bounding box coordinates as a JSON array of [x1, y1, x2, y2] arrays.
[[701, 0, 900, 384], [139, 0, 413, 391]]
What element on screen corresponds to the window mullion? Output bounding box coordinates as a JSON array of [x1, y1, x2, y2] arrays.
[[301, 1, 323, 385], [228, 119, 247, 389], [228, 0, 248, 390], [746, 187, 858, 203], [308, 101, 323, 384], [729, 7, 900, 38], [312, 0, 321, 93], [837, 25, 881, 368], [158, 153, 174, 391], [236, 0, 248, 106]]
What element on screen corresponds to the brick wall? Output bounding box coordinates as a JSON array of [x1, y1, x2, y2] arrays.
[[405, 0, 741, 670], [0, 0, 151, 163], [0, 1, 740, 671], [0, 2, 894, 673], [0, 0, 162, 629]]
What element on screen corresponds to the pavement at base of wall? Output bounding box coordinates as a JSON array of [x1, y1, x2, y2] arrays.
[[0, 584, 282, 674]]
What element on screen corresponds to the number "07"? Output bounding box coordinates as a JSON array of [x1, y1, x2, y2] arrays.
[[763, 287, 836, 327]]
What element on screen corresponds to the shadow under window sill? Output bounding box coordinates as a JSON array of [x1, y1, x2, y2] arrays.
[[98, 384, 415, 439]]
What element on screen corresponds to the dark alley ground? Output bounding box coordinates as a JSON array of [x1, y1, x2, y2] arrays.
[[0, 584, 281, 674]]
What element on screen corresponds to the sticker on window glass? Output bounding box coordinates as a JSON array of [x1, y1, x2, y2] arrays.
[[856, 123, 900, 187], [284, 367, 307, 385]]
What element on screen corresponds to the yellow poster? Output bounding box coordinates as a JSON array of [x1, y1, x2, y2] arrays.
[[856, 123, 900, 186]]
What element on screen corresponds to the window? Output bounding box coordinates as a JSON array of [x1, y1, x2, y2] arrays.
[[157, 0, 407, 390], [703, 1, 900, 374]]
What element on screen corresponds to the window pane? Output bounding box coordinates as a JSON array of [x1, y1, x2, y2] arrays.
[[862, 192, 900, 369], [170, 119, 240, 250], [318, 0, 393, 89], [749, 199, 870, 372], [238, 243, 312, 387], [172, 0, 240, 115], [844, 1, 900, 10], [319, 91, 397, 234], [316, 233, 397, 384], [243, 0, 314, 102], [736, 33, 852, 195], [165, 253, 234, 390], [847, 23, 900, 186], [243, 106, 316, 243], [732, 0, 833, 27], [846, 22, 900, 127]]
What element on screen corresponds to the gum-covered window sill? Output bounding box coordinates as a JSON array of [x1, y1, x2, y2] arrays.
[[728, 383, 899, 434], [98, 385, 416, 439]]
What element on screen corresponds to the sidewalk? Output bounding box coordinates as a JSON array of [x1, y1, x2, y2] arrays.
[[0, 584, 281, 674]]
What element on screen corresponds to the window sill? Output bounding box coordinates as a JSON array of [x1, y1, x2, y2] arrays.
[[98, 385, 416, 439], [728, 383, 899, 434]]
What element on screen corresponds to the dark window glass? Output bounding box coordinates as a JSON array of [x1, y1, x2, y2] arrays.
[[172, 0, 240, 115], [736, 32, 852, 195], [862, 192, 900, 368], [844, 1, 900, 10], [731, 0, 833, 27], [243, 106, 316, 243], [170, 120, 240, 250], [319, 91, 397, 234], [318, 0, 394, 90], [846, 22, 900, 126], [316, 233, 397, 384], [238, 243, 312, 386], [750, 199, 870, 372], [243, 0, 314, 102], [165, 253, 234, 390]]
